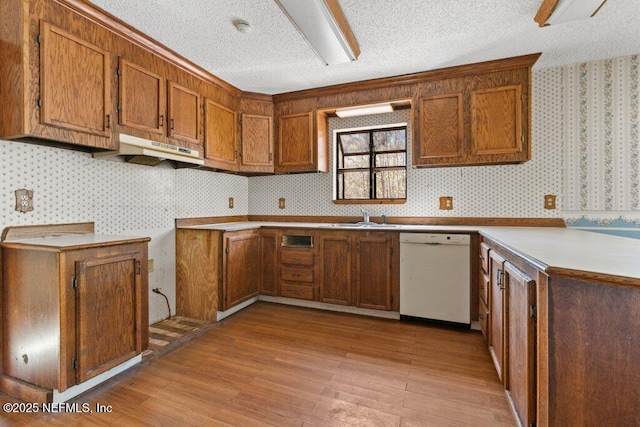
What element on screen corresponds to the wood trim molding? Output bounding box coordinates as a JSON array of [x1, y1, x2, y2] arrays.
[[273, 53, 542, 103], [534, 0, 559, 27], [324, 0, 361, 60], [545, 267, 640, 288], [1, 222, 94, 241], [55, 0, 241, 97], [175, 216, 250, 227]]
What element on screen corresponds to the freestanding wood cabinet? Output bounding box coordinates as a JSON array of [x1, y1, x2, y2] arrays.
[[0, 223, 149, 403]]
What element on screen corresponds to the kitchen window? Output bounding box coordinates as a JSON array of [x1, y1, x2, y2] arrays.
[[335, 126, 407, 203]]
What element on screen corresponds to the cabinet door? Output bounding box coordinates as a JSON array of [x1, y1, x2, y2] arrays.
[[259, 230, 278, 296], [240, 113, 273, 173], [489, 250, 507, 383], [277, 112, 314, 171], [223, 231, 260, 310], [471, 84, 522, 158], [205, 99, 238, 169], [168, 81, 201, 144], [75, 252, 142, 384], [40, 22, 111, 138], [505, 262, 536, 427], [118, 58, 165, 135], [415, 93, 464, 164], [355, 236, 392, 310], [320, 234, 352, 305]]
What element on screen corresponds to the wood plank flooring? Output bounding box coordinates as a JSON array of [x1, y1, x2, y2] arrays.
[[0, 302, 515, 426]]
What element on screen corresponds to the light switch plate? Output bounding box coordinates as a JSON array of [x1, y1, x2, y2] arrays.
[[15, 189, 34, 213], [228, 197, 234, 209]]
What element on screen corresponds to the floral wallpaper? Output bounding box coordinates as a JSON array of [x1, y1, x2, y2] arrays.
[[562, 54, 640, 238]]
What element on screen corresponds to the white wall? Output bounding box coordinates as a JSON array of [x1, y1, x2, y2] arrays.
[[0, 141, 249, 323]]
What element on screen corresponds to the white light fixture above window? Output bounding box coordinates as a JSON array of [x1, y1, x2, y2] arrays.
[[335, 103, 394, 118], [535, 0, 608, 27], [274, 0, 360, 65]]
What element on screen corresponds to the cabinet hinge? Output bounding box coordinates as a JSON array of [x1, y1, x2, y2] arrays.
[[269, 152, 273, 162], [71, 276, 77, 289], [529, 424, 537, 427], [36, 98, 41, 109], [116, 104, 121, 113], [530, 303, 537, 319], [390, 247, 394, 255], [497, 269, 505, 290], [35, 34, 41, 45], [136, 260, 141, 275], [225, 246, 229, 254], [115, 66, 120, 77], [72, 357, 77, 371]]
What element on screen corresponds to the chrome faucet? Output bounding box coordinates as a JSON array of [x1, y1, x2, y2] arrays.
[[361, 209, 370, 223]]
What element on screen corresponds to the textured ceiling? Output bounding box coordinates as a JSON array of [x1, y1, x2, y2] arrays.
[[88, 0, 640, 94]]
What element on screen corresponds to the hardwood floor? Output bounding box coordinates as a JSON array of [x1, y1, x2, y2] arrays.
[[0, 302, 515, 426]]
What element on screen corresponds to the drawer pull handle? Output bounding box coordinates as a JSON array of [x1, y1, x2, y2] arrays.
[[479, 255, 484, 260], [293, 257, 300, 261]]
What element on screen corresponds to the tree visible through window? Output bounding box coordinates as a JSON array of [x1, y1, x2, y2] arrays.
[[336, 126, 407, 201]]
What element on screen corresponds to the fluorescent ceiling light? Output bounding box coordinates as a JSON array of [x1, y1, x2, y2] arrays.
[[335, 103, 393, 118], [275, 0, 360, 65], [535, 0, 608, 26]]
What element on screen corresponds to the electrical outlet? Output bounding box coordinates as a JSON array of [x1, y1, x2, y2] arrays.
[[544, 194, 557, 210], [148, 259, 155, 272], [279, 198, 286, 209], [228, 197, 234, 209], [15, 189, 34, 213], [439, 196, 453, 210]]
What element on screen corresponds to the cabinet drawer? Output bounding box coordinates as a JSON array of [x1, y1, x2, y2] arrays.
[[281, 251, 314, 266], [479, 298, 489, 342], [480, 242, 490, 273], [280, 283, 314, 300], [281, 266, 314, 283], [480, 272, 490, 305]]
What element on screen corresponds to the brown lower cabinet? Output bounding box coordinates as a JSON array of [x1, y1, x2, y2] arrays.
[[176, 228, 260, 319], [176, 227, 399, 319], [483, 238, 538, 427], [0, 226, 149, 403]]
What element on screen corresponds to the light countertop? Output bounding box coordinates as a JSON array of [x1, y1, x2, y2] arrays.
[[180, 221, 640, 281], [2, 234, 150, 250]]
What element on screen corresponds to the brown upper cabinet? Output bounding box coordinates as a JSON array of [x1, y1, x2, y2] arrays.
[[167, 81, 202, 144], [118, 59, 202, 145], [118, 58, 165, 135], [240, 113, 274, 173], [414, 66, 532, 167], [204, 99, 238, 170], [0, 2, 115, 149], [275, 111, 329, 174]]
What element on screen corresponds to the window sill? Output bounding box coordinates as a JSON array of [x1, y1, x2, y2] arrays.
[[333, 199, 406, 205]]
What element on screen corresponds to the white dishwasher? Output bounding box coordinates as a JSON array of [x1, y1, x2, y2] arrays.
[[399, 233, 471, 326]]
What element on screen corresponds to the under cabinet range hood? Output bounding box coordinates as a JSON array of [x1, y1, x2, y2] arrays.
[[94, 134, 205, 167]]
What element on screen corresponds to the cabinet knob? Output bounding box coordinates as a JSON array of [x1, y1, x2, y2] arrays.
[[160, 115, 164, 127]]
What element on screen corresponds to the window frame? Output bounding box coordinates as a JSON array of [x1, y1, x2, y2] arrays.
[[334, 125, 407, 204]]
